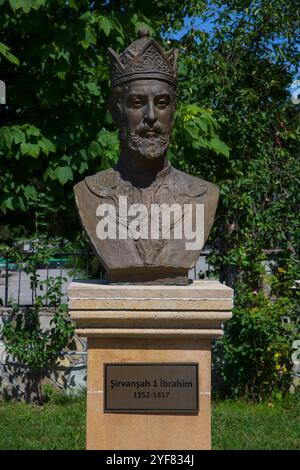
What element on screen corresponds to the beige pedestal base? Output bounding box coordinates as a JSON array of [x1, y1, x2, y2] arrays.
[[87, 338, 211, 450], [68, 280, 233, 450]]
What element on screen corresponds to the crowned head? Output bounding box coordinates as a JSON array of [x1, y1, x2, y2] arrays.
[[108, 28, 178, 162]]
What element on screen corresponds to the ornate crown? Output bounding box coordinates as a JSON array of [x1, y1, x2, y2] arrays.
[[108, 27, 178, 88]]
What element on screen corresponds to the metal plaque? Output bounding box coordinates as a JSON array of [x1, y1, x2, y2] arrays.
[[104, 363, 199, 413]]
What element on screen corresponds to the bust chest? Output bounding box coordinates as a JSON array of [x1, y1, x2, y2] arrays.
[[74, 168, 218, 284]]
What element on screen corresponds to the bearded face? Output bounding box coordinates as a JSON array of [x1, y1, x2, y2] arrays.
[[120, 118, 170, 160], [112, 79, 175, 161]]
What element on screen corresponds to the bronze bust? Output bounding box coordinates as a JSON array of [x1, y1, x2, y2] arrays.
[[74, 28, 219, 285]]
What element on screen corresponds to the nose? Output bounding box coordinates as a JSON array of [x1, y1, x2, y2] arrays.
[[144, 101, 157, 126]]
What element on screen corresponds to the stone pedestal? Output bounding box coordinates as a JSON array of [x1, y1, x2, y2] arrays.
[[68, 280, 233, 450]]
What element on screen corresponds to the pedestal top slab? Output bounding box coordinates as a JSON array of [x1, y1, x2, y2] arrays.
[[68, 280, 233, 339], [68, 279, 233, 299]]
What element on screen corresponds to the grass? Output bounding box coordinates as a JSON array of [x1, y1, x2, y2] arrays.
[[212, 397, 300, 450], [0, 394, 86, 450], [0, 394, 299, 450]]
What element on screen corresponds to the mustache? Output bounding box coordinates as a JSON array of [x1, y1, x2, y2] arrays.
[[135, 122, 164, 136], [129, 132, 169, 146]]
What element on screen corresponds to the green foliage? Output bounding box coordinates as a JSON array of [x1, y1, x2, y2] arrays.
[[1, 303, 74, 370], [0, 0, 299, 401], [169, 103, 230, 170], [1, 0, 298, 260], [0, 239, 74, 371], [215, 287, 299, 401], [0, 0, 207, 240], [174, 2, 300, 400], [0, 41, 19, 65], [176, 1, 300, 400], [176, 1, 300, 292]]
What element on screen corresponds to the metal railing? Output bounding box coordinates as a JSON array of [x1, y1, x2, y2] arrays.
[[0, 251, 105, 307], [0, 248, 288, 307]]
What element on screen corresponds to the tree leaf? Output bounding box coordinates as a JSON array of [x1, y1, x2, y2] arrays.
[[98, 16, 112, 36], [79, 26, 97, 49], [54, 166, 73, 185], [0, 127, 14, 148], [0, 42, 19, 65], [20, 142, 40, 158], [88, 141, 101, 158], [1, 196, 14, 212], [209, 137, 230, 157], [86, 82, 100, 96], [39, 137, 56, 155], [9, 0, 46, 13], [23, 185, 38, 201], [12, 127, 25, 144]]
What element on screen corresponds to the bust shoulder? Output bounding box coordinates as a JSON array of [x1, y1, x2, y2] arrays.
[[74, 168, 121, 198], [171, 167, 219, 202]]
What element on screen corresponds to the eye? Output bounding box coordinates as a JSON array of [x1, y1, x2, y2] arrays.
[[128, 97, 145, 108], [132, 99, 143, 107], [155, 97, 170, 109]]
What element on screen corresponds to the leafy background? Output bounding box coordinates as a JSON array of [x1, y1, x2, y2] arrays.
[[0, 0, 299, 400]]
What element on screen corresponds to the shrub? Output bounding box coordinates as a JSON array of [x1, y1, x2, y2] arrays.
[[0, 242, 75, 403], [215, 287, 299, 401]]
